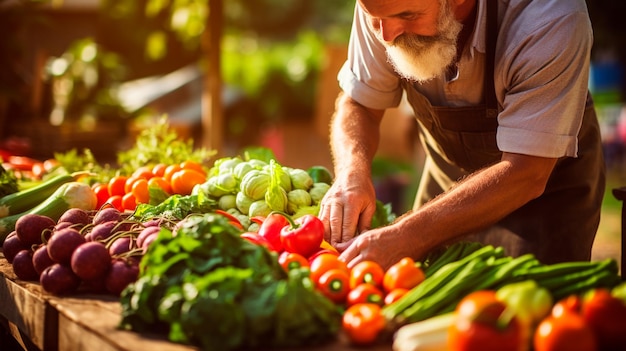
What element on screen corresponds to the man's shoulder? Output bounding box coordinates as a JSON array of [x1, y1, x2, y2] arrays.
[[500, 0, 590, 30]]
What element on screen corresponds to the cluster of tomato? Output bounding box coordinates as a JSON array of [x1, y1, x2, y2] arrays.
[[280, 250, 426, 345], [91, 161, 207, 212], [533, 289, 626, 351], [1, 155, 60, 180]]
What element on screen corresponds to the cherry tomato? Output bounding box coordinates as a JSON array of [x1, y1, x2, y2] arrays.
[[162, 164, 182, 182], [581, 289, 626, 350], [147, 176, 172, 194], [346, 283, 384, 307], [131, 178, 150, 204], [92, 183, 110, 209], [105, 195, 124, 212], [170, 169, 206, 195], [342, 303, 386, 346], [278, 251, 309, 272], [384, 288, 409, 305], [151, 163, 168, 177], [131, 166, 155, 180], [449, 290, 523, 351], [309, 253, 349, 284], [382, 257, 425, 293], [317, 268, 350, 304], [534, 311, 597, 351], [31, 162, 46, 179], [180, 160, 206, 175], [350, 260, 385, 290], [108, 175, 128, 197], [121, 192, 137, 211]]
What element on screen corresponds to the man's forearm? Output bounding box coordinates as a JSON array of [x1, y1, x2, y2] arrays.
[[330, 94, 385, 176], [394, 153, 558, 251]]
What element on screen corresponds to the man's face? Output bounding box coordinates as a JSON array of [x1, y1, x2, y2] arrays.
[[361, 0, 463, 82]]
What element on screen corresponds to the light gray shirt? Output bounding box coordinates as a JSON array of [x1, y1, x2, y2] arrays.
[[338, 0, 593, 158]]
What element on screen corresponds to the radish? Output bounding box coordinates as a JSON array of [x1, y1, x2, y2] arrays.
[[136, 226, 160, 248], [15, 213, 56, 246], [71, 242, 111, 280], [33, 244, 55, 275], [2, 231, 27, 263], [12, 249, 38, 281], [141, 232, 159, 253], [40, 263, 81, 295], [89, 221, 118, 242], [58, 208, 90, 226], [105, 258, 139, 296], [92, 208, 121, 225], [109, 236, 136, 256], [47, 228, 86, 264]]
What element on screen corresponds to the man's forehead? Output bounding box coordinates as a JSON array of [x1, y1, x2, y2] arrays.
[[358, 0, 433, 17]]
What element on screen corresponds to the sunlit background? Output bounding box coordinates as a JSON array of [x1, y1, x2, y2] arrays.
[[0, 0, 624, 263]]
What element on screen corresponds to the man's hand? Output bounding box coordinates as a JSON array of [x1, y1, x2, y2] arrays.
[[319, 171, 377, 246]]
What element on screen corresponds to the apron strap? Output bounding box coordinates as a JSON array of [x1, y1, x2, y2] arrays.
[[485, 0, 498, 118]]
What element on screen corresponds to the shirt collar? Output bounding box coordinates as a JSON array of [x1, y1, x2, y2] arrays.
[[467, 0, 488, 59]]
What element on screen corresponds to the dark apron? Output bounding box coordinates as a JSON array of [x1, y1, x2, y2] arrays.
[[402, 0, 606, 264]]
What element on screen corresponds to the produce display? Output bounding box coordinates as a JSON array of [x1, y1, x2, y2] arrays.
[[1, 122, 625, 351]]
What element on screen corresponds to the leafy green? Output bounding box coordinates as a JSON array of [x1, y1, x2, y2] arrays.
[[116, 116, 216, 175], [0, 164, 19, 198], [370, 200, 397, 229], [133, 194, 217, 221], [119, 214, 340, 350]]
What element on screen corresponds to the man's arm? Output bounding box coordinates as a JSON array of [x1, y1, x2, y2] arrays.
[[320, 93, 386, 245], [338, 152, 558, 269]]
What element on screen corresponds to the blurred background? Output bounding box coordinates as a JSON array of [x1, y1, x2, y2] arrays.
[[0, 0, 624, 263]]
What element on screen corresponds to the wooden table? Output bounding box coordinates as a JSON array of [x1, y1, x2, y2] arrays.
[[0, 251, 391, 351]]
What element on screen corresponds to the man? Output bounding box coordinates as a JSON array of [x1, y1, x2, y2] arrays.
[[319, 0, 605, 270]]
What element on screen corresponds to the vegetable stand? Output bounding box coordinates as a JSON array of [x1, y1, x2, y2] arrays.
[[0, 250, 392, 351]]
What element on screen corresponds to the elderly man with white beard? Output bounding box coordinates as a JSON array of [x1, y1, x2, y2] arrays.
[[319, 0, 605, 270]]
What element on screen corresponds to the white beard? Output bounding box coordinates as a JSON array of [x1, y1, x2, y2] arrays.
[[382, 1, 463, 82]]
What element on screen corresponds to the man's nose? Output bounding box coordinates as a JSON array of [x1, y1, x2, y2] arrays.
[[379, 18, 404, 43]]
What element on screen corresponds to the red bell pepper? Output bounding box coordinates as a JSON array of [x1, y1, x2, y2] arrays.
[[240, 232, 271, 248], [257, 212, 289, 252], [279, 214, 324, 258]]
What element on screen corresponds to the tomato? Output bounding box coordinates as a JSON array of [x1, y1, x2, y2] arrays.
[[309, 253, 349, 284], [92, 183, 110, 209], [180, 160, 206, 175], [108, 175, 129, 197], [551, 295, 581, 318], [104, 195, 124, 212], [131, 166, 155, 180], [7, 156, 38, 171], [147, 176, 171, 194], [151, 163, 168, 177], [350, 260, 385, 290], [170, 169, 206, 195], [317, 268, 350, 304], [534, 311, 597, 351], [31, 162, 46, 179], [131, 178, 150, 204], [122, 192, 137, 211], [382, 257, 425, 293], [342, 303, 386, 346], [347, 283, 384, 307], [384, 288, 409, 305], [581, 288, 626, 350], [163, 164, 182, 182], [42, 158, 60, 172], [278, 251, 309, 272], [449, 290, 524, 351]]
